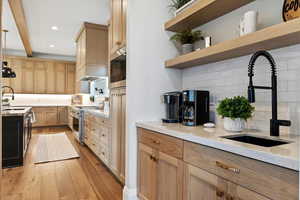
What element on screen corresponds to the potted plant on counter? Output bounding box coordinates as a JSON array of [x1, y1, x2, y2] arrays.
[[217, 96, 254, 132], [169, 0, 196, 16], [170, 29, 203, 54]]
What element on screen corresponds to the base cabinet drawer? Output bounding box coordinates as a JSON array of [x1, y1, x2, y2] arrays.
[[184, 164, 271, 200], [184, 141, 299, 200]]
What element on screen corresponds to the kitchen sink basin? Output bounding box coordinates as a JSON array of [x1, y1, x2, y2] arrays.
[[3, 108, 25, 111], [222, 134, 291, 147]]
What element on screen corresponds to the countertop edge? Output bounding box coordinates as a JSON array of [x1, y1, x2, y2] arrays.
[[136, 122, 299, 171]]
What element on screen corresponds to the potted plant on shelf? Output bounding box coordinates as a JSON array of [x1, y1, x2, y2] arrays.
[[169, 0, 196, 16], [217, 96, 255, 132], [170, 29, 203, 54]]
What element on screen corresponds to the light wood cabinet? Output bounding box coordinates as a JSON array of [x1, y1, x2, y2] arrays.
[[55, 63, 66, 94], [10, 58, 23, 93], [137, 128, 299, 200], [110, 0, 127, 55], [75, 22, 108, 90], [45, 62, 56, 94], [184, 164, 270, 200], [34, 62, 47, 94], [22, 60, 34, 93], [184, 164, 227, 200], [84, 112, 111, 167], [32, 106, 69, 127], [2, 56, 76, 94], [138, 143, 157, 200], [138, 134, 184, 200], [57, 107, 68, 125], [110, 87, 126, 183], [66, 64, 76, 94]]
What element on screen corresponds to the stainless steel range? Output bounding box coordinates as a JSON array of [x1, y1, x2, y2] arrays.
[[70, 106, 84, 144]]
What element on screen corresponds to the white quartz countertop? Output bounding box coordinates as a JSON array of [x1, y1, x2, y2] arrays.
[[11, 104, 70, 107], [83, 109, 110, 119], [136, 121, 299, 171], [2, 107, 32, 116]]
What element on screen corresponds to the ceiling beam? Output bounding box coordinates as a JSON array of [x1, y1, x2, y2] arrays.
[[8, 0, 32, 57]]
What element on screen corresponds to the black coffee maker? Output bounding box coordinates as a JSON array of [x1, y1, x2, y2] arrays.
[[182, 90, 209, 126], [162, 92, 182, 123]]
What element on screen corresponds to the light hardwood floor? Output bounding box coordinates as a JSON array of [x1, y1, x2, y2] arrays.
[[1, 127, 123, 200]]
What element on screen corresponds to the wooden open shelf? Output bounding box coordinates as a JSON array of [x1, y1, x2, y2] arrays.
[[165, 0, 254, 32], [165, 18, 300, 69]]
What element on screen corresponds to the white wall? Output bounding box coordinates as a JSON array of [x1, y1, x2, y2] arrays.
[[125, 0, 182, 199], [182, 0, 300, 135]]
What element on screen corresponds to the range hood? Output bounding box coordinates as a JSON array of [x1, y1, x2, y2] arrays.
[[80, 66, 107, 81]]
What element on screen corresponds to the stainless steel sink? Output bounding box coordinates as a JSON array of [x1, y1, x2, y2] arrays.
[[222, 134, 292, 147], [3, 108, 26, 111]]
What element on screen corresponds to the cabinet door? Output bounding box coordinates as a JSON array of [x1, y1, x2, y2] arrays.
[[227, 182, 271, 200], [111, 0, 122, 54], [120, 91, 126, 183], [138, 143, 157, 200], [110, 90, 121, 175], [66, 64, 75, 94], [157, 151, 183, 200], [58, 107, 68, 125], [32, 107, 45, 127], [34, 62, 47, 94], [121, 0, 127, 47], [10, 58, 23, 93], [22, 60, 34, 94], [45, 62, 56, 94], [55, 63, 66, 94], [183, 164, 227, 200], [44, 107, 58, 126]]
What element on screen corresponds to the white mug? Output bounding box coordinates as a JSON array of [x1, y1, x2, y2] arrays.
[[240, 11, 258, 36]]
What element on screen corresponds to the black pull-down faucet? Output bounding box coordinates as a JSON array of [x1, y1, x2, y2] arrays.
[[248, 51, 291, 137]]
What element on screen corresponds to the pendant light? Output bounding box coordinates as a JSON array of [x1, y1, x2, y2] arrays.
[[2, 29, 16, 78]]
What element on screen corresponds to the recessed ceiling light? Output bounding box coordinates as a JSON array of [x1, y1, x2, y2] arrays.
[[51, 26, 58, 31], [49, 44, 55, 48]]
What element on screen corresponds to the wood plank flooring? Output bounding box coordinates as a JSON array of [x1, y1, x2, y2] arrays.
[[1, 127, 123, 200]]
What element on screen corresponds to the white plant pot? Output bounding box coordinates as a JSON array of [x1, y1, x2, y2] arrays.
[[223, 117, 246, 132], [182, 44, 193, 54], [175, 0, 197, 16]]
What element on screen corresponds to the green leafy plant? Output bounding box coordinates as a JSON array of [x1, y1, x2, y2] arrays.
[[217, 96, 255, 120], [169, 0, 192, 10], [170, 29, 203, 44]]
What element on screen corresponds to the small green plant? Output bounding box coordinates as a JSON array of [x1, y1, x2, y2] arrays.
[[169, 0, 192, 10], [217, 96, 255, 120], [170, 29, 203, 44]]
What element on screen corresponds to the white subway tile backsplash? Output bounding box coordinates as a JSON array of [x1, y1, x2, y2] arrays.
[[182, 45, 300, 135]]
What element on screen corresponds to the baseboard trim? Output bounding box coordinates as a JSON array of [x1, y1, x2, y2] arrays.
[[123, 186, 138, 200]]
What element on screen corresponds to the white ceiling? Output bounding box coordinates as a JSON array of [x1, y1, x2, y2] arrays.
[[2, 0, 110, 56]]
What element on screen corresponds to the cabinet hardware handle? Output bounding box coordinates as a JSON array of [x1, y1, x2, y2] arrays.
[[116, 41, 122, 45], [216, 189, 225, 197], [150, 154, 158, 162], [152, 140, 160, 144], [216, 161, 240, 174]]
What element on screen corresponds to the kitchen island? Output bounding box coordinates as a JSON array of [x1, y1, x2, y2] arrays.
[[2, 107, 33, 168]]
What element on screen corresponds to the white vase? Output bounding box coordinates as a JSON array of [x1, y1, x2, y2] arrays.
[[182, 44, 193, 54], [223, 117, 246, 132]]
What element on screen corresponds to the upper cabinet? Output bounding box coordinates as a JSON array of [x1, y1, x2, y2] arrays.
[[110, 0, 127, 56], [2, 56, 76, 94], [75, 22, 108, 81]]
